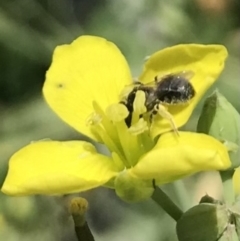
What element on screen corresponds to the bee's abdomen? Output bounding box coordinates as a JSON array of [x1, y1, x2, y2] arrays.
[[157, 76, 195, 104]]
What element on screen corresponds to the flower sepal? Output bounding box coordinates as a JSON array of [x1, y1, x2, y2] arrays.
[[114, 171, 154, 202]]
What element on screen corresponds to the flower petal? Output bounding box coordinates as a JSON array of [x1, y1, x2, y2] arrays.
[[140, 44, 228, 137], [43, 36, 132, 140], [130, 132, 231, 184], [2, 140, 118, 195]]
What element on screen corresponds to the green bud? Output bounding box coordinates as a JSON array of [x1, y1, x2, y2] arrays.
[[176, 203, 229, 241], [114, 171, 154, 202], [197, 90, 240, 168], [199, 194, 222, 205]]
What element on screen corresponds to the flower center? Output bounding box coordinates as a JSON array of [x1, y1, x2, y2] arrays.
[[86, 91, 155, 168]]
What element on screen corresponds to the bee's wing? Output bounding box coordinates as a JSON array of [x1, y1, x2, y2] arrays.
[[176, 70, 195, 80], [132, 76, 157, 87], [122, 78, 156, 88], [155, 70, 195, 83], [119, 78, 156, 100], [121, 70, 195, 94]]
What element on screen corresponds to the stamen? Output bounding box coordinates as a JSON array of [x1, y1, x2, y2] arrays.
[[133, 91, 147, 115], [85, 98, 155, 170], [90, 124, 128, 167], [105, 104, 129, 122], [92, 101, 119, 143], [131, 90, 147, 125], [114, 121, 139, 167], [112, 152, 125, 171], [86, 112, 102, 126], [105, 103, 143, 167], [128, 118, 148, 135], [128, 118, 154, 164]]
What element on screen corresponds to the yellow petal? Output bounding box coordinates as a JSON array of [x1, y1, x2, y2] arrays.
[[130, 132, 231, 184], [233, 167, 240, 195], [2, 141, 118, 195], [43, 36, 132, 141], [140, 44, 228, 138]]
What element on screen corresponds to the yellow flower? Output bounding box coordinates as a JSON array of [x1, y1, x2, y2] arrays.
[[1, 36, 230, 201]]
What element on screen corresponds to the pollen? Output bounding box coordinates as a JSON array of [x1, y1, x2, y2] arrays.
[[105, 104, 129, 122], [133, 91, 147, 115]]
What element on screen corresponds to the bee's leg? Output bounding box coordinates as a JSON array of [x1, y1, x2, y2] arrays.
[[119, 100, 133, 127], [132, 77, 144, 85], [149, 109, 157, 123], [153, 103, 179, 135], [119, 100, 127, 105]]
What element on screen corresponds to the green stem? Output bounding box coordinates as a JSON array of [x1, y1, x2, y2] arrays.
[[220, 170, 235, 205], [152, 186, 183, 221], [74, 223, 95, 241]]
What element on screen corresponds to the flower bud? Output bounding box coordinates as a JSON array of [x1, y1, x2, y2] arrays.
[[199, 194, 222, 205], [177, 202, 230, 241], [197, 90, 240, 168], [114, 171, 154, 202]]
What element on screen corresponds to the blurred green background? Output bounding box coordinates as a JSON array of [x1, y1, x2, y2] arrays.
[[0, 0, 239, 240]]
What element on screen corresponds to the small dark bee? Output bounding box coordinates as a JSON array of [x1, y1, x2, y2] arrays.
[[120, 71, 195, 133]]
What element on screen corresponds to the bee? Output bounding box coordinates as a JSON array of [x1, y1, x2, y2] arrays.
[[120, 71, 195, 133]]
